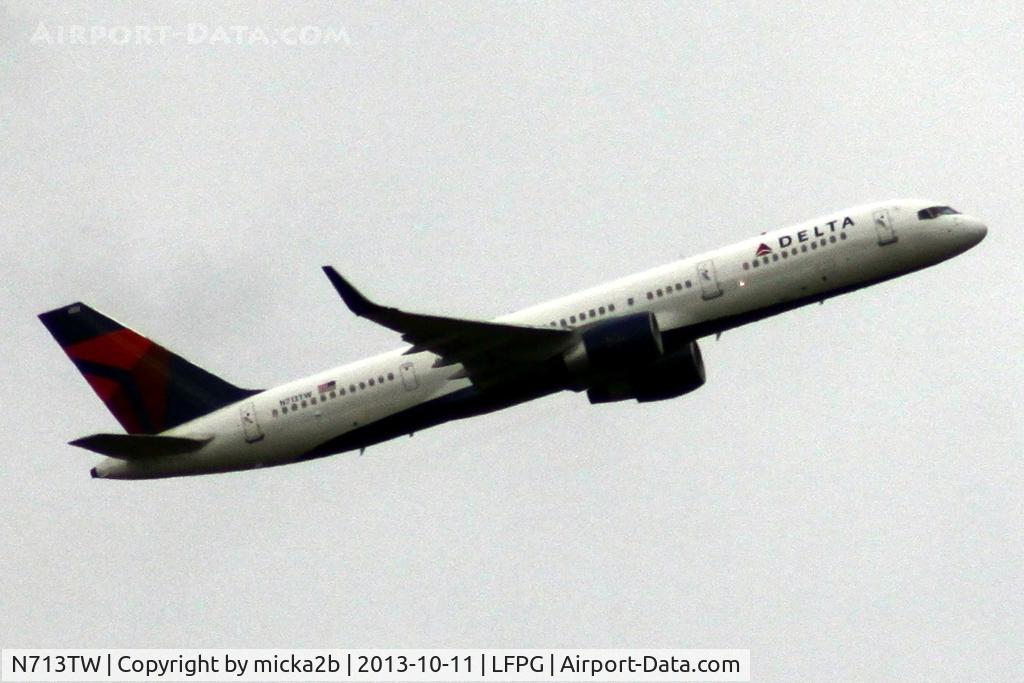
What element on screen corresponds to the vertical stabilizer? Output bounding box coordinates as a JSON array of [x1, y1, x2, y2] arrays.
[[39, 302, 259, 434]]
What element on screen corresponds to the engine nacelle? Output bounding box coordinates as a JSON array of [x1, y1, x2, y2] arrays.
[[586, 341, 706, 404], [563, 312, 664, 385]]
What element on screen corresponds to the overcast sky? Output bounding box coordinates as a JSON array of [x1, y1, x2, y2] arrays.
[[2, 2, 1022, 680]]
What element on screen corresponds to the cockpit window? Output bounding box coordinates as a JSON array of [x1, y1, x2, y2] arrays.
[[917, 206, 960, 220]]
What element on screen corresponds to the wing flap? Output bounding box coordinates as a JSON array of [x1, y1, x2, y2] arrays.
[[70, 433, 213, 460]]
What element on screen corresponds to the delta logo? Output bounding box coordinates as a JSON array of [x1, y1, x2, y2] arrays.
[[753, 215, 857, 256]]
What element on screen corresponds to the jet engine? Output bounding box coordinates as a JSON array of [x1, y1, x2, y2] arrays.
[[562, 312, 664, 384], [585, 341, 706, 404]]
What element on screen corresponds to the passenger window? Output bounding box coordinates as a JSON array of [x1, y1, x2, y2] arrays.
[[609, 303, 616, 312], [801, 244, 808, 252], [589, 309, 596, 317], [570, 315, 576, 323], [319, 395, 325, 402], [368, 378, 375, 387], [359, 382, 366, 390], [598, 306, 606, 314], [627, 298, 633, 306], [811, 242, 817, 250], [752, 260, 760, 268], [819, 238, 827, 247], [272, 409, 278, 418], [301, 400, 307, 408], [840, 233, 847, 240], [349, 384, 356, 393], [646, 292, 653, 300], [685, 280, 692, 288], [656, 289, 663, 297], [791, 248, 798, 255], [675, 283, 682, 291], [743, 262, 749, 270], [772, 254, 779, 262], [781, 251, 788, 259], [291, 404, 298, 412], [388, 373, 395, 381], [560, 318, 567, 326], [829, 235, 837, 243]]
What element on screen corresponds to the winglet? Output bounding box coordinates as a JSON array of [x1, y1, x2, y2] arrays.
[[322, 266, 382, 317]]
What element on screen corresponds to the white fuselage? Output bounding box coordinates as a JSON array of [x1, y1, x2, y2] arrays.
[[93, 198, 987, 479]]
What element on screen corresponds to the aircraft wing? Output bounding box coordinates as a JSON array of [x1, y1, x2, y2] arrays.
[[322, 267, 574, 384]]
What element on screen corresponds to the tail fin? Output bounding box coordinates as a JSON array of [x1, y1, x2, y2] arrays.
[[39, 302, 259, 434]]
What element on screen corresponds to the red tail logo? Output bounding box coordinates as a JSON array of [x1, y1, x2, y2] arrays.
[[39, 302, 258, 434], [755, 243, 772, 257]]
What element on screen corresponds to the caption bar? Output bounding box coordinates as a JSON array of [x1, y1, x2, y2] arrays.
[[2, 649, 749, 682]]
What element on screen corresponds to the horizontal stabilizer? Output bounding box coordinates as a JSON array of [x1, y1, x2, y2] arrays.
[[69, 433, 213, 460]]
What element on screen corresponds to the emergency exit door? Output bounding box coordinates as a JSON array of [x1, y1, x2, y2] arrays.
[[697, 260, 723, 300]]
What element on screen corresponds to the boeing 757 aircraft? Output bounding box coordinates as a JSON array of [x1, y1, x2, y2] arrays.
[[40, 199, 986, 479]]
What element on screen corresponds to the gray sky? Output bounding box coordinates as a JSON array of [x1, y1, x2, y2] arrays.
[[2, 2, 1022, 679]]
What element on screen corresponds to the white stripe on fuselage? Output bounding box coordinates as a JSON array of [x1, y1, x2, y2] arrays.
[[95, 198, 984, 478]]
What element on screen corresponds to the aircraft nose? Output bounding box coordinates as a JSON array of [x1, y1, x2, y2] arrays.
[[963, 215, 988, 246]]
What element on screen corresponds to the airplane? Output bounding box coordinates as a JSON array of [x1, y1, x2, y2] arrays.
[[39, 199, 986, 480]]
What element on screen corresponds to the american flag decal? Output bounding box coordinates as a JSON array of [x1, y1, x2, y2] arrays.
[[317, 380, 336, 393]]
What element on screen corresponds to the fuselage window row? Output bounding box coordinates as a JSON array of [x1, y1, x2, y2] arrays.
[[271, 371, 398, 418], [549, 279, 696, 328], [550, 301, 619, 328], [742, 232, 847, 271]]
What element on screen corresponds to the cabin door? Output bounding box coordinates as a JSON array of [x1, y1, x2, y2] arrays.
[[697, 260, 723, 300], [874, 209, 897, 245], [400, 362, 419, 390], [240, 402, 264, 443]]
